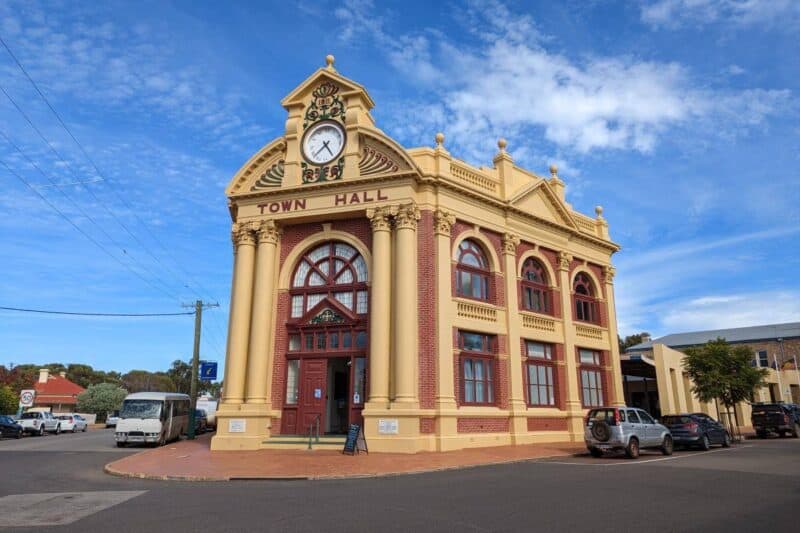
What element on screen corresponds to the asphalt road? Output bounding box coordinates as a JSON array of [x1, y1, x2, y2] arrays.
[[0, 430, 798, 532]]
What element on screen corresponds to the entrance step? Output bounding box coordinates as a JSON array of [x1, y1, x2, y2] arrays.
[[261, 435, 347, 450]]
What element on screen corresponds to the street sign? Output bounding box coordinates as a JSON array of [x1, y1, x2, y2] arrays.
[[19, 389, 35, 407], [199, 361, 217, 381]]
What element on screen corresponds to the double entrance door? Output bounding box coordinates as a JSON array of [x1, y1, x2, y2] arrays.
[[283, 356, 365, 435]]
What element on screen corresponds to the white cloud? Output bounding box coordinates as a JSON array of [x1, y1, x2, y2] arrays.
[[660, 291, 800, 331], [640, 0, 800, 30]]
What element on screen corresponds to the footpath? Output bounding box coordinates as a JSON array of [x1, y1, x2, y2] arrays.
[[105, 434, 584, 481]]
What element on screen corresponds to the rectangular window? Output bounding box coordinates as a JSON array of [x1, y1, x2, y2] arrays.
[[527, 363, 555, 406], [353, 357, 366, 404], [288, 334, 301, 351], [356, 290, 368, 314], [462, 357, 494, 405], [579, 349, 601, 365], [525, 341, 552, 360], [316, 333, 326, 350], [305, 334, 314, 351], [329, 332, 339, 349], [459, 331, 493, 352], [291, 295, 303, 318], [355, 331, 367, 349], [286, 360, 300, 405], [457, 270, 489, 300], [342, 331, 352, 348], [523, 286, 547, 313], [758, 350, 768, 368], [581, 369, 604, 407]]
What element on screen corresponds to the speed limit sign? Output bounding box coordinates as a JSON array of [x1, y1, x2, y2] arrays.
[[19, 389, 35, 407]]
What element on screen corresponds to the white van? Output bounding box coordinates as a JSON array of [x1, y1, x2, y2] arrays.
[[114, 392, 190, 447], [195, 396, 218, 429]]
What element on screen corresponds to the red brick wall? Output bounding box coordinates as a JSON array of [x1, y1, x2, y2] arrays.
[[457, 417, 510, 433], [527, 417, 568, 431], [418, 210, 436, 409], [419, 417, 436, 434]]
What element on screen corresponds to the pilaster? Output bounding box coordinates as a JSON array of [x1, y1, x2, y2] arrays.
[[603, 265, 625, 407], [557, 251, 583, 439], [501, 233, 528, 442]]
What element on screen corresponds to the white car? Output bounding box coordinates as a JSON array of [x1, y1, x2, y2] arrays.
[[18, 411, 61, 436], [56, 414, 88, 433]]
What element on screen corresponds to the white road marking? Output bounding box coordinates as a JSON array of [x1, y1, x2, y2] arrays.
[[0, 491, 146, 527], [544, 446, 753, 466]]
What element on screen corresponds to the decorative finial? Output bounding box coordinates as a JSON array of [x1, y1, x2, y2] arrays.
[[325, 54, 335, 71], [435, 132, 445, 147], [498, 138, 507, 152], [549, 164, 558, 177], [595, 205, 604, 218]]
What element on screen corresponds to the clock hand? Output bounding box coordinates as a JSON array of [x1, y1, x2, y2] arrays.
[[314, 140, 332, 158], [323, 141, 334, 156]]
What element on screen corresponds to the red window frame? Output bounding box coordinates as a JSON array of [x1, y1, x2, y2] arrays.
[[455, 239, 491, 302], [520, 258, 552, 315], [578, 348, 604, 408], [573, 273, 600, 324], [458, 331, 497, 406], [524, 341, 556, 407]]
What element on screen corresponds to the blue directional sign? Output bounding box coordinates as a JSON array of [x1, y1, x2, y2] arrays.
[[199, 361, 218, 381]]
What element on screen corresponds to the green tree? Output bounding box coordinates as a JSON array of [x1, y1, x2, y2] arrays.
[[0, 385, 18, 415], [121, 370, 176, 393], [0, 364, 37, 395], [683, 338, 768, 433], [618, 332, 651, 354], [76, 383, 128, 421], [167, 360, 192, 395]]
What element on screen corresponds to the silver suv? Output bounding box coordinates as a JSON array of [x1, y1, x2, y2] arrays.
[[585, 406, 673, 459]]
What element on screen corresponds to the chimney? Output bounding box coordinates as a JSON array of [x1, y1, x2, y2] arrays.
[[641, 333, 652, 343], [38, 368, 50, 383], [59, 371, 67, 378]]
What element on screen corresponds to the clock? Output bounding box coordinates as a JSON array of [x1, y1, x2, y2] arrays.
[[301, 120, 345, 165]]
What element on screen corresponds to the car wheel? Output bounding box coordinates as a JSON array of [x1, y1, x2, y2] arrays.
[[73, 426, 77, 433], [16, 429, 22, 439], [116, 442, 126, 448], [82, 426, 87, 432], [792, 424, 800, 439], [700, 434, 711, 451], [625, 437, 640, 459], [661, 435, 674, 456], [589, 447, 603, 458], [756, 431, 767, 439], [158, 433, 167, 447], [38, 425, 44, 436], [55, 424, 61, 435], [722, 432, 731, 447]]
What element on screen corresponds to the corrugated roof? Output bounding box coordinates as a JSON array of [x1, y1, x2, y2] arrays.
[[626, 321, 800, 352]]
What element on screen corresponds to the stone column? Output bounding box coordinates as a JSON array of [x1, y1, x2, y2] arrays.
[[557, 251, 583, 438], [366, 207, 393, 407], [603, 265, 625, 407], [503, 233, 528, 443], [393, 202, 420, 406], [245, 220, 281, 405], [222, 222, 257, 405], [434, 209, 456, 408]]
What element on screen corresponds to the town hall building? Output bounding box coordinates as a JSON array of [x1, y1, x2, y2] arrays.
[[211, 56, 624, 453]]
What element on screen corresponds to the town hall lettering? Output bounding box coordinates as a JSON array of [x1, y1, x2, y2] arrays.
[[258, 189, 389, 214]]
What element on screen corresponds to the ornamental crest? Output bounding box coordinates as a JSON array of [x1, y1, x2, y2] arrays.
[[303, 81, 345, 128], [302, 158, 344, 184], [310, 308, 345, 324]]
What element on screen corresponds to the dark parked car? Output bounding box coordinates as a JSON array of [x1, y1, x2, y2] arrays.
[[0, 415, 24, 439], [194, 409, 208, 434], [751, 403, 800, 438], [661, 413, 731, 449]]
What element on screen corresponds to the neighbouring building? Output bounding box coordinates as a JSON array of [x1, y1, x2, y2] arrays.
[[623, 322, 800, 427], [212, 56, 623, 452], [32, 368, 85, 414]]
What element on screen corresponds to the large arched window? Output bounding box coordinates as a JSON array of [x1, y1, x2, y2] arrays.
[[520, 258, 550, 314], [455, 239, 490, 301], [290, 241, 368, 318], [573, 272, 599, 324]]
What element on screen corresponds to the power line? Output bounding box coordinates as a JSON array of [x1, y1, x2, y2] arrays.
[[0, 305, 194, 317], [0, 158, 179, 301], [0, 33, 221, 305]]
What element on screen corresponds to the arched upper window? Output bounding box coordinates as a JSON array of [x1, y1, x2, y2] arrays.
[[455, 239, 490, 301], [520, 258, 550, 314], [573, 272, 599, 323], [290, 241, 368, 319]]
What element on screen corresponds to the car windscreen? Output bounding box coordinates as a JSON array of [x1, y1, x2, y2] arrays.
[[57, 416, 72, 420], [120, 400, 163, 419], [588, 409, 616, 424], [20, 412, 40, 419], [661, 416, 692, 425]]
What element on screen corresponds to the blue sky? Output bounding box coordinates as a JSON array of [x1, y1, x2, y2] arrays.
[[0, 0, 798, 375]]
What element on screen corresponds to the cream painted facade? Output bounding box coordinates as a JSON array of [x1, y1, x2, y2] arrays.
[[211, 57, 622, 453]]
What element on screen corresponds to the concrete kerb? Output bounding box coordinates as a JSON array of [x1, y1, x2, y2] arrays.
[[103, 450, 586, 482]]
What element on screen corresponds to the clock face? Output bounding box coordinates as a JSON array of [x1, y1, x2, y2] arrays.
[[302, 120, 345, 165]]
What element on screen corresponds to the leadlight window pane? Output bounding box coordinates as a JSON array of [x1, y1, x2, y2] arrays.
[[288, 334, 301, 351], [353, 256, 368, 282], [286, 360, 300, 405], [316, 333, 326, 350], [355, 331, 367, 349], [309, 272, 325, 286], [334, 259, 346, 276], [343, 331, 352, 348], [318, 260, 330, 276], [306, 293, 324, 311], [335, 243, 356, 260], [356, 291, 368, 314], [308, 245, 329, 263], [334, 291, 353, 310], [291, 295, 303, 317], [336, 268, 354, 284], [293, 260, 310, 287], [330, 332, 339, 349]]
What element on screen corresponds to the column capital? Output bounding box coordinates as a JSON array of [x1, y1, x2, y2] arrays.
[[434, 208, 456, 236], [395, 202, 420, 231], [602, 265, 616, 283], [256, 219, 281, 244], [557, 251, 572, 272], [232, 222, 257, 246], [501, 233, 519, 255], [366, 206, 393, 232]]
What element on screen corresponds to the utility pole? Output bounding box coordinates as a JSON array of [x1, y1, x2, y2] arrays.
[[183, 299, 219, 439]]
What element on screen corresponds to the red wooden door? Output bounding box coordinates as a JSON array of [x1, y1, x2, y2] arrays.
[[299, 359, 327, 434]]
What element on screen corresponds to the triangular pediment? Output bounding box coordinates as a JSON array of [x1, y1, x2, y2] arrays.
[[297, 297, 357, 326], [509, 181, 579, 230], [281, 67, 374, 111]]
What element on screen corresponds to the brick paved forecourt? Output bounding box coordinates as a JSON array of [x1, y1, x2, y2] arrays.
[[104, 434, 584, 481]]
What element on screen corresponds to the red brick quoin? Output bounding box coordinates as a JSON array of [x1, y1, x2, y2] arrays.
[[417, 210, 436, 409]]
